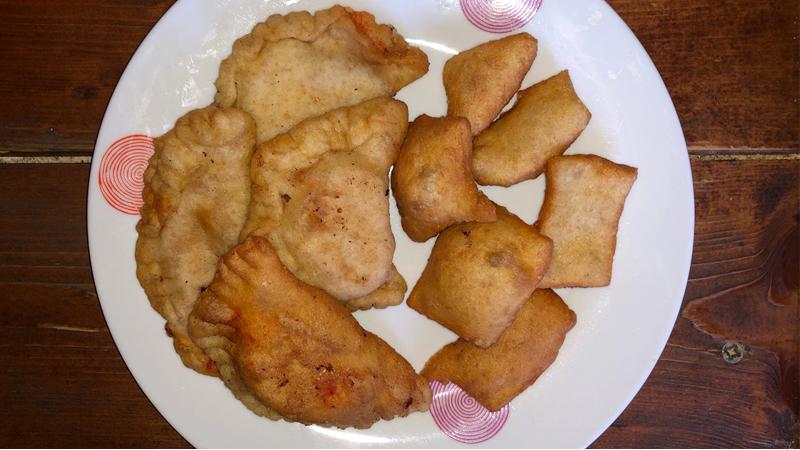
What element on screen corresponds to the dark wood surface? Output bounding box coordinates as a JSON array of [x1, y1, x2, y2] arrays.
[[0, 0, 797, 448]]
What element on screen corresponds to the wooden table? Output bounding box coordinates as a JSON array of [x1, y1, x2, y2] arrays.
[[0, 1, 797, 447]]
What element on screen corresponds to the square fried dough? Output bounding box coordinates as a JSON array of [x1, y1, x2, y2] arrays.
[[536, 154, 638, 288], [422, 289, 576, 411], [444, 33, 537, 135], [407, 207, 553, 348], [391, 115, 496, 242], [473, 71, 591, 186]]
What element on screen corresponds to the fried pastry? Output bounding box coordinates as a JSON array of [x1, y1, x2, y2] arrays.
[[407, 206, 553, 348], [241, 98, 408, 308], [215, 5, 429, 144], [391, 115, 496, 242], [536, 154, 637, 288], [343, 266, 408, 311], [473, 71, 591, 186], [188, 236, 431, 429], [444, 33, 537, 135], [422, 289, 576, 411], [135, 106, 256, 375]]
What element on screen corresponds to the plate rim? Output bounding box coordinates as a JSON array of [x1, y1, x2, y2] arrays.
[[86, 0, 696, 447]]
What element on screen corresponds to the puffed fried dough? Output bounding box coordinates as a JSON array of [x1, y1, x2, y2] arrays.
[[444, 33, 537, 135], [473, 71, 591, 186], [422, 289, 576, 411], [535, 154, 637, 288], [135, 106, 256, 375], [215, 5, 429, 144], [407, 207, 553, 348], [391, 115, 496, 242], [241, 98, 408, 306], [188, 236, 431, 429]]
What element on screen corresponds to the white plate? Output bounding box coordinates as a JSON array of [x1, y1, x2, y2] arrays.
[[87, 0, 694, 447]]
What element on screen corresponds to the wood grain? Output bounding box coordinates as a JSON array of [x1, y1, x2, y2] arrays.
[[608, 0, 800, 151], [0, 160, 796, 447], [0, 0, 174, 155], [1, 0, 798, 447], [0, 0, 797, 156], [0, 164, 189, 448]]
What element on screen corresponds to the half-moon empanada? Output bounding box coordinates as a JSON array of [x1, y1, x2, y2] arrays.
[[242, 98, 409, 309], [215, 5, 429, 144], [135, 106, 256, 375], [189, 236, 431, 429]]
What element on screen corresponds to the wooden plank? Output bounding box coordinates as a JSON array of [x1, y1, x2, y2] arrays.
[[0, 320, 190, 447], [608, 0, 800, 151], [0, 1, 797, 156], [0, 164, 89, 264], [593, 159, 799, 448], [0, 0, 174, 155], [0, 160, 796, 447], [593, 344, 796, 448], [0, 163, 189, 448]]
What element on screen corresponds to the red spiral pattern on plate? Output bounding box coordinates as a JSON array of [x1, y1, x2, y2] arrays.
[[98, 134, 155, 215], [429, 381, 510, 444], [460, 0, 543, 33]]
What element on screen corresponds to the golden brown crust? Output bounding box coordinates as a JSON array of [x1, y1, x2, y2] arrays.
[[344, 265, 407, 311], [188, 236, 431, 429], [473, 71, 591, 186], [535, 154, 638, 288], [391, 115, 496, 242], [444, 33, 537, 135], [422, 289, 576, 411], [407, 207, 553, 348], [215, 5, 429, 143], [135, 106, 256, 375], [240, 98, 408, 305]]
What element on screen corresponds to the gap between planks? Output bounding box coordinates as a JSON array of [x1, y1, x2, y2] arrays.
[[689, 153, 800, 161], [0, 153, 798, 165], [0, 155, 92, 164]]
